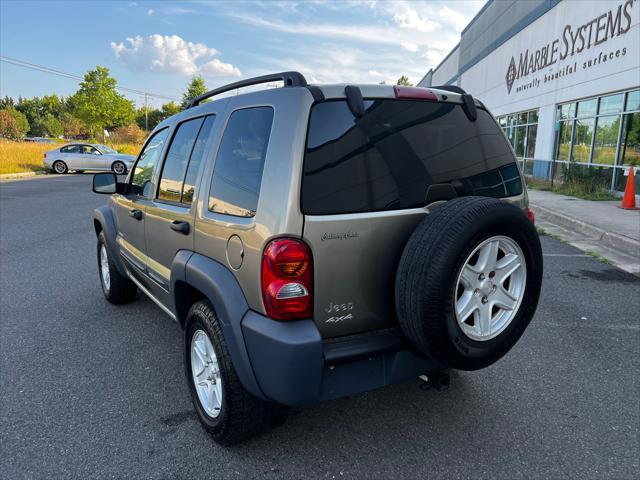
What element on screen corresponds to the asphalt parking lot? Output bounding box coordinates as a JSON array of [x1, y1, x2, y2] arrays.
[[1, 174, 638, 479]]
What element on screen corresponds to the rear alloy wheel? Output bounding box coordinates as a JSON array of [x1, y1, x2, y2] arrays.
[[53, 160, 68, 174], [185, 300, 284, 445], [111, 161, 127, 175]]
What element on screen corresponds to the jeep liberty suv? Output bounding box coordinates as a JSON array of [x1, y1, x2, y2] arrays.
[[92, 72, 543, 445]]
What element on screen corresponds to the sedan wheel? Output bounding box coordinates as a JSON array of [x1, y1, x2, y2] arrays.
[[53, 161, 68, 174], [111, 161, 127, 175]]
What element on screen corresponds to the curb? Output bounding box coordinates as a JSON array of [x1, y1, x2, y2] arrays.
[[530, 203, 640, 256], [0, 171, 49, 180]]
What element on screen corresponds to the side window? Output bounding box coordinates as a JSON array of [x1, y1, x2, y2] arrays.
[[156, 115, 216, 205], [182, 115, 216, 204], [208, 107, 273, 217], [61, 145, 79, 154], [130, 128, 170, 198], [158, 117, 204, 202], [80, 145, 99, 155]]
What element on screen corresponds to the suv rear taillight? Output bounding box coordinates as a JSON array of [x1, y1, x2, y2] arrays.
[[524, 207, 535, 224], [393, 85, 437, 101], [261, 238, 313, 320]]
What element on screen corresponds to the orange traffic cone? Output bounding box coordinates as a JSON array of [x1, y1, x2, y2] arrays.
[[620, 167, 639, 210]]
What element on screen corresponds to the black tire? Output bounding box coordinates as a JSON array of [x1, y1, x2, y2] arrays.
[[97, 232, 137, 304], [395, 197, 543, 371], [111, 161, 127, 175], [185, 300, 283, 445], [52, 160, 68, 174]]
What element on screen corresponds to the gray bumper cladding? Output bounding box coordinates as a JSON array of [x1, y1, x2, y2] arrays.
[[241, 311, 441, 406]]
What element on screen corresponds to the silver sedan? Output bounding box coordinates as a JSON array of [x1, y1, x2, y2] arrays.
[[44, 143, 136, 174]]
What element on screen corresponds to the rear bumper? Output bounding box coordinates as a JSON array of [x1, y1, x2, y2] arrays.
[[241, 311, 442, 406]]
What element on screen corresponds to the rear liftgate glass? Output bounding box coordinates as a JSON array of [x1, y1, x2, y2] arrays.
[[301, 97, 523, 338]]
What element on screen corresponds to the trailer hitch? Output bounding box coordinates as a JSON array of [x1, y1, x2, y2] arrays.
[[418, 371, 450, 392]]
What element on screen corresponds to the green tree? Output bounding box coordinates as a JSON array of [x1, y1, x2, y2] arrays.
[[396, 75, 413, 86], [181, 75, 207, 108], [30, 113, 63, 138], [0, 96, 15, 109], [135, 106, 164, 131], [0, 108, 29, 139], [162, 101, 181, 118], [15, 97, 41, 129], [60, 112, 86, 138], [68, 66, 135, 141]]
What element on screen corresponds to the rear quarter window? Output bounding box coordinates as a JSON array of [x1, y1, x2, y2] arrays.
[[302, 100, 522, 215], [208, 107, 274, 218]]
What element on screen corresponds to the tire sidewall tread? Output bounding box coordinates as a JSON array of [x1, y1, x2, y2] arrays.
[[396, 197, 543, 370]]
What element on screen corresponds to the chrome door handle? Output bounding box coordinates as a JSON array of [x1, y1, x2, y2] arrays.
[[129, 209, 142, 221]]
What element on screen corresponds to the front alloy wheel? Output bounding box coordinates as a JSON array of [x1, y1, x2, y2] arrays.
[[99, 244, 111, 293]]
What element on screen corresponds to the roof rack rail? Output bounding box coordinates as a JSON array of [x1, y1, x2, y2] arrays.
[[186, 71, 308, 109], [431, 85, 467, 95]]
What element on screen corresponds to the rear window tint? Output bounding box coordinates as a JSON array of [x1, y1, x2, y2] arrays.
[[302, 100, 521, 215]]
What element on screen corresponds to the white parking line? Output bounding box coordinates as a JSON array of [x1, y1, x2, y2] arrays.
[[543, 253, 590, 257]]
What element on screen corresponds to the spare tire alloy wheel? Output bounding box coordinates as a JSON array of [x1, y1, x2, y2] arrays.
[[395, 196, 543, 371], [191, 329, 223, 418], [454, 236, 526, 341]]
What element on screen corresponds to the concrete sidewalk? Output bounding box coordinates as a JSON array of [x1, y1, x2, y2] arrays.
[[528, 189, 640, 275]]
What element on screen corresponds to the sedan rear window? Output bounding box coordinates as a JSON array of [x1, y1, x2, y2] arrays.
[[302, 100, 522, 215]]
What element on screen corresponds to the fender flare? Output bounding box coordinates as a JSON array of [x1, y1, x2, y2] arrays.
[[171, 252, 266, 401], [93, 205, 127, 276]]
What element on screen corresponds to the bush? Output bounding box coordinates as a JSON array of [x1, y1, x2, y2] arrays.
[[109, 124, 146, 144], [0, 108, 29, 139], [560, 162, 611, 198]]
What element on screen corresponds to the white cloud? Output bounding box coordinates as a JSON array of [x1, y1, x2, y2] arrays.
[[200, 58, 242, 77], [111, 34, 241, 77], [147, 9, 154, 16], [393, 8, 439, 32], [423, 49, 445, 65], [438, 6, 471, 31], [401, 41, 419, 52]]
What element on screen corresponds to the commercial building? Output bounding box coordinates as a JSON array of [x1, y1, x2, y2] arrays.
[[418, 0, 640, 192]]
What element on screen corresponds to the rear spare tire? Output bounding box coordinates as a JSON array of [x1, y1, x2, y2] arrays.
[[395, 196, 542, 370]]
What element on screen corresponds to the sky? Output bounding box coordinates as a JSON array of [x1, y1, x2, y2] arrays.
[[0, 0, 485, 108]]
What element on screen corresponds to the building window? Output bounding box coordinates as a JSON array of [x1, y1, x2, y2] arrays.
[[497, 108, 539, 159], [496, 108, 539, 175], [553, 88, 640, 192]]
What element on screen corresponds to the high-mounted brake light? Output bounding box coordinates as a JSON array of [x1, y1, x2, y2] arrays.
[[393, 85, 438, 101], [261, 238, 313, 320], [524, 207, 535, 224]]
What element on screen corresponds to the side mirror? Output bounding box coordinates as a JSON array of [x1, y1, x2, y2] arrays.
[[93, 172, 117, 194]]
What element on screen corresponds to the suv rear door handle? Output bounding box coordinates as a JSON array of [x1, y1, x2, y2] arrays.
[[170, 220, 190, 235], [129, 209, 142, 221]]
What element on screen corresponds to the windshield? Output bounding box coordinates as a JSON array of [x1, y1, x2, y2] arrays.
[[98, 145, 117, 154], [302, 99, 522, 215]]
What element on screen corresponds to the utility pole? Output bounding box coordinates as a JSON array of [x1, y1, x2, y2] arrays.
[[144, 93, 149, 131]]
